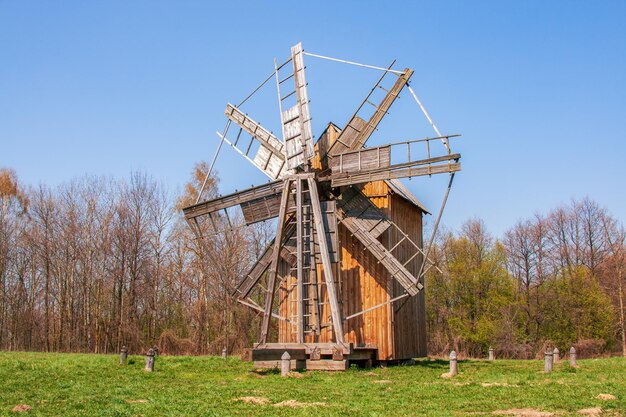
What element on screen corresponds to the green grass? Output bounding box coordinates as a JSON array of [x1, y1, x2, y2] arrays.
[[0, 352, 624, 416]]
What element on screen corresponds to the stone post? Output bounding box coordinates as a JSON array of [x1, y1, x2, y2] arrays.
[[553, 347, 560, 362], [145, 348, 155, 372], [449, 350, 458, 376], [222, 347, 227, 360], [488, 347, 494, 361], [569, 347, 577, 367], [119, 345, 128, 365], [281, 351, 291, 377], [544, 350, 553, 372], [152, 345, 159, 357]]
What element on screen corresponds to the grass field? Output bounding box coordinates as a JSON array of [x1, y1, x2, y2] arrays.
[[0, 352, 624, 416]]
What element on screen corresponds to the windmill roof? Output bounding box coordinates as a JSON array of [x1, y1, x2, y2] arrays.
[[384, 179, 430, 214]]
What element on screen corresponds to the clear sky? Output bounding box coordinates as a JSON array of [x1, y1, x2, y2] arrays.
[[2, 1, 625, 237]]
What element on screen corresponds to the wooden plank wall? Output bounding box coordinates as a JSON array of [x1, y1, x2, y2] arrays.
[[341, 181, 394, 360], [389, 194, 427, 358]]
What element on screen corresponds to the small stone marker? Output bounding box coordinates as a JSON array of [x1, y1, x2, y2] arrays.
[[544, 350, 553, 372], [553, 347, 560, 362], [569, 346, 577, 367], [281, 351, 291, 377], [488, 346, 494, 361], [120, 345, 128, 365], [145, 348, 155, 372], [449, 350, 458, 376], [222, 347, 227, 360]]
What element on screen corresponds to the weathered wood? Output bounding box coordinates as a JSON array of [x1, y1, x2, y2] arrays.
[[183, 180, 283, 221], [336, 187, 391, 238], [224, 104, 286, 179], [314, 201, 339, 263], [253, 359, 305, 370], [330, 155, 461, 187], [259, 180, 292, 344], [338, 214, 422, 296], [296, 179, 305, 344], [305, 359, 348, 371], [253, 342, 351, 355], [252, 349, 307, 361], [308, 177, 345, 345], [340, 68, 413, 153], [327, 116, 367, 157], [240, 191, 296, 224], [331, 145, 391, 173], [234, 219, 297, 299], [236, 298, 289, 322]]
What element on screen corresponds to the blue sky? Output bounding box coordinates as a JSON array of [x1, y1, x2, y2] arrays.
[[2, 1, 625, 237]]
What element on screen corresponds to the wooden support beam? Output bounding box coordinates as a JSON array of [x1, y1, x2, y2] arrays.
[[259, 179, 292, 344], [237, 299, 289, 322], [253, 342, 351, 355], [295, 178, 304, 344], [307, 177, 345, 345]]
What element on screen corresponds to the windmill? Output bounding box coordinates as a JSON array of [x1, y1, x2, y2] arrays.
[[183, 43, 461, 370]]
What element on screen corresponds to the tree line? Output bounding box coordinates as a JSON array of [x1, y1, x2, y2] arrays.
[[1, 166, 624, 357]]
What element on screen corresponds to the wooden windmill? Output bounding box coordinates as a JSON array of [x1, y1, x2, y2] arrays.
[[183, 43, 461, 370]]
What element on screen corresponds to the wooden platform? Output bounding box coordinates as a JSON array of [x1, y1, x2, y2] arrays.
[[251, 343, 376, 371]]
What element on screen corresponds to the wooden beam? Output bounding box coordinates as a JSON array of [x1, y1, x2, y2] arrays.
[[233, 216, 297, 299], [295, 178, 304, 344], [237, 299, 289, 322], [253, 342, 351, 355], [307, 177, 345, 345], [330, 155, 461, 187], [225, 103, 285, 160], [183, 180, 283, 221], [330, 68, 413, 155], [337, 214, 423, 296], [259, 179, 292, 344]]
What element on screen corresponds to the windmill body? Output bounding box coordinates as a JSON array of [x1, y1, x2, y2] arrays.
[[183, 43, 461, 370]]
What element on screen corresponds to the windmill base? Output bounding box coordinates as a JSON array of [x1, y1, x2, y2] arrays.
[[251, 343, 377, 371]]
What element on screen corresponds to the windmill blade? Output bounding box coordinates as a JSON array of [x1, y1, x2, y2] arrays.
[[336, 186, 391, 238], [276, 43, 315, 171], [324, 67, 413, 160], [336, 187, 423, 297], [328, 137, 461, 187], [337, 212, 423, 297], [224, 103, 286, 179], [330, 154, 461, 187], [183, 179, 287, 224], [233, 217, 298, 300]]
